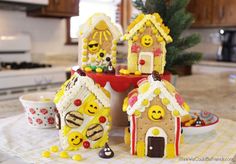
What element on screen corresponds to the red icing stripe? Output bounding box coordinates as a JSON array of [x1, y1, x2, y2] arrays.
[[131, 115, 136, 155], [175, 117, 181, 156]]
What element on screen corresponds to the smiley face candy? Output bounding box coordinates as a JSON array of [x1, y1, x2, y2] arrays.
[[148, 105, 165, 121], [141, 35, 153, 47], [88, 40, 100, 53], [68, 131, 83, 150], [84, 101, 100, 116]]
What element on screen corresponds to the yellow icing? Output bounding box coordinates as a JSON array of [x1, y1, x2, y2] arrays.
[[122, 97, 129, 112], [182, 102, 190, 112], [124, 127, 130, 145], [166, 143, 175, 158], [82, 57, 88, 62], [63, 126, 71, 136], [137, 141, 145, 157]]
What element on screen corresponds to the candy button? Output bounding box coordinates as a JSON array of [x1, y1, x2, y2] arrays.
[[41, 151, 50, 158], [60, 151, 70, 158], [182, 102, 190, 112], [161, 98, 170, 105], [134, 71, 141, 76], [173, 110, 180, 117], [50, 145, 59, 152], [139, 59, 145, 65], [134, 110, 141, 117], [152, 129, 159, 135], [99, 116, 106, 123], [154, 88, 161, 95], [123, 70, 130, 75], [72, 154, 82, 161], [83, 141, 90, 149], [74, 99, 82, 106], [142, 99, 149, 106]]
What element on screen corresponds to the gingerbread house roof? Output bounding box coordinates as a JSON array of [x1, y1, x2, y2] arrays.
[[125, 74, 189, 117], [54, 71, 110, 112], [123, 13, 172, 43], [78, 13, 121, 40]]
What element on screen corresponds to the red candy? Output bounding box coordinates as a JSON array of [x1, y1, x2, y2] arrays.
[[83, 141, 90, 148], [74, 99, 82, 106], [139, 59, 145, 65], [99, 116, 106, 123]]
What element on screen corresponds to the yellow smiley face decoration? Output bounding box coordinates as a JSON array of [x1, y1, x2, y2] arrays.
[[148, 105, 165, 121], [68, 131, 83, 149], [141, 35, 153, 47], [88, 40, 100, 53], [84, 101, 99, 116]]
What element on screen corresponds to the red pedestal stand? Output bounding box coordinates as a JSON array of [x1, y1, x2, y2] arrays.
[[71, 67, 172, 126]]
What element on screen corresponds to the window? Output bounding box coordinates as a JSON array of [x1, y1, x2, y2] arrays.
[[67, 0, 122, 44]]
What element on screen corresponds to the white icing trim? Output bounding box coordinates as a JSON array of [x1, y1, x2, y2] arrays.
[[145, 127, 167, 157], [126, 76, 188, 116], [56, 73, 110, 112]]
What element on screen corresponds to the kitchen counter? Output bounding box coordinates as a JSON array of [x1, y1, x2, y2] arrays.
[[0, 72, 236, 163], [177, 72, 236, 121]]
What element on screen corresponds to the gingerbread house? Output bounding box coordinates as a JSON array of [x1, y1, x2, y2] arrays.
[[54, 70, 111, 151], [123, 13, 173, 74], [123, 72, 190, 158], [78, 13, 121, 73]]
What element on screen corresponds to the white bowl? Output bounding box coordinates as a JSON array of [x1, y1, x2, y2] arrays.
[[19, 92, 57, 128], [182, 110, 219, 135]]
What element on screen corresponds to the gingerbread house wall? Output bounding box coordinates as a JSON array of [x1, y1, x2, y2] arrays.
[[127, 26, 166, 74], [86, 23, 114, 55], [136, 96, 175, 144]]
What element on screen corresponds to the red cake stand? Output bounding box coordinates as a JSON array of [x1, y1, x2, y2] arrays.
[[71, 67, 172, 126]]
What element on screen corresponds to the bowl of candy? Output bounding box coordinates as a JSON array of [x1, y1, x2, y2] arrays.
[[19, 92, 57, 128], [182, 110, 219, 135]]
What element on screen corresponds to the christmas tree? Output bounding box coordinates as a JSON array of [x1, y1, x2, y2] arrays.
[[133, 0, 202, 74]]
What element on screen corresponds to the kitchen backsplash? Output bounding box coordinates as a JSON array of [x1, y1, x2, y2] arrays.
[[0, 9, 77, 64], [0, 9, 227, 65], [184, 28, 222, 60]]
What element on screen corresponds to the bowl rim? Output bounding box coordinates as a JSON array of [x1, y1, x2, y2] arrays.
[[182, 111, 219, 128], [19, 91, 55, 104]]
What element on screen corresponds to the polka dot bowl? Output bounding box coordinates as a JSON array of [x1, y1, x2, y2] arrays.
[[19, 92, 57, 128]]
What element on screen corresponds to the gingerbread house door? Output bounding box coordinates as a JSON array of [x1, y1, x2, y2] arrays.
[[145, 127, 167, 158], [138, 52, 153, 74]]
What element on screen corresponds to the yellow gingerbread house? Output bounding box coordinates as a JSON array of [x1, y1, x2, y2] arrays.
[[123, 13, 173, 74], [54, 70, 111, 151], [78, 13, 121, 73], [123, 71, 190, 158]]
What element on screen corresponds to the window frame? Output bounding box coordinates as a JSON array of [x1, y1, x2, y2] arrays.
[[65, 0, 131, 45]]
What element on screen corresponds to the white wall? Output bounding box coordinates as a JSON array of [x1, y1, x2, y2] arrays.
[[0, 9, 77, 63]]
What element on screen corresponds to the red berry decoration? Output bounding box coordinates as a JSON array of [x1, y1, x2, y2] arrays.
[[74, 99, 82, 106], [40, 108, 48, 115], [99, 116, 106, 123], [48, 117, 55, 125], [29, 108, 36, 114], [139, 59, 145, 65], [83, 141, 90, 148]]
